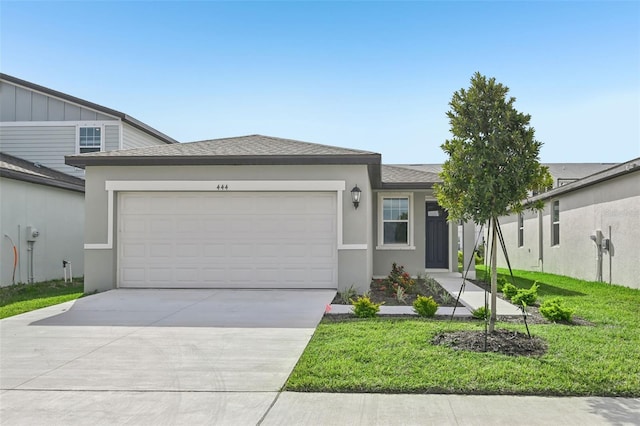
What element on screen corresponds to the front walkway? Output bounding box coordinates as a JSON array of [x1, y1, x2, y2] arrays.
[[328, 272, 522, 317]]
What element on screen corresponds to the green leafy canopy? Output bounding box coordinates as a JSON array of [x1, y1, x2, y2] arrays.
[[435, 72, 552, 224]]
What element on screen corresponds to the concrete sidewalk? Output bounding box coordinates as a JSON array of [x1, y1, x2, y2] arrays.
[[434, 272, 524, 316], [2, 390, 637, 425], [262, 393, 640, 426]]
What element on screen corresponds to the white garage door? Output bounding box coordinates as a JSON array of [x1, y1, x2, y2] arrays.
[[118, 192, 338, 289]]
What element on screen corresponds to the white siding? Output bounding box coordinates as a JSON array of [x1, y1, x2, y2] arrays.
[[122, 123, 167, 149], [0, 125, 83, 177], [104, 125, 120, 151], [0, 81, 117, 122]]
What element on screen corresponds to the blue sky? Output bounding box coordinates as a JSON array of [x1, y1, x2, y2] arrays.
[[1, 1, 638, 164]]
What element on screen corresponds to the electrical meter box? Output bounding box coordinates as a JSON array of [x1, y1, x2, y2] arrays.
[[26, 226, 40, 242]]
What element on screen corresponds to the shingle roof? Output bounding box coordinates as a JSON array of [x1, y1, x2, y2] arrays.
[[1, 152, 85, 192], [544, 163, 618, 186], [66, 134, 381, 168], [527, 158, 639, 203], [1, 73, 178, 146], [381, 165, 441, 188]]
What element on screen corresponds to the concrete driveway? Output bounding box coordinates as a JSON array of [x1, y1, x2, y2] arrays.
[[0, 288, 335, 425]]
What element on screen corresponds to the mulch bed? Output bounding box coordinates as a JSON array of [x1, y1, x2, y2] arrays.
[[432, 329, 548, 356], [331, 279, 462, 307]]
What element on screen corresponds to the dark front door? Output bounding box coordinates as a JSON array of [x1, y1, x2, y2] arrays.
[[425, 202, 449, 269]]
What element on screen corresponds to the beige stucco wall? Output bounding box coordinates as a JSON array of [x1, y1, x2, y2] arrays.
[[0, 177, 85, 286], [83, 164, 373, 294], [497, 171, 640, 289]]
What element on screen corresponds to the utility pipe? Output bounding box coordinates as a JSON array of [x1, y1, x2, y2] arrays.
[[3, 234, 18, 285], [27, 241, 35, 284]]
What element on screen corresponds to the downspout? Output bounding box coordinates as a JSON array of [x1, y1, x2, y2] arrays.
[[538, 210, 543, 272], [608, 226, 612, 285], [27, 241, 35, 284]]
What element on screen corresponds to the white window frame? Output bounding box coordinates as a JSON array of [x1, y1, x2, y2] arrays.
[[377, 192, 415, 250], [551, 200, 560, 246], [77, 123, 105, 154]]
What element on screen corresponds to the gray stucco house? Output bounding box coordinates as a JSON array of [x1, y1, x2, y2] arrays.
[[66, 135, 473, 294], [0, 74, 176, 285], [496, 159, 640, 290]]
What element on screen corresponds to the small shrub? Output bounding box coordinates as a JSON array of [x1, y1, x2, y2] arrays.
[[394, 286, 409, 304], [511, 282, 539, 306], [338, 285, 357, 304], [413, 295, 439, 317], [350, 296, 383, 318], [496, 277, 507, 292], [382, 263, 416, 295], [472, 306, 490, 320], [458, 250, 484, 266], [439, 291, 453, 306], [501, 282, 518, 300], [425, 277, 440, 295], [540, 297, 575, 322]]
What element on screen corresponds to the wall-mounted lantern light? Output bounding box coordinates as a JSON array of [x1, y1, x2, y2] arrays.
[[351, 185, 362, 209]]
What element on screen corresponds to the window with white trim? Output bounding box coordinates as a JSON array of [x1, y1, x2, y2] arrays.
[[518, 213, 524, 247], [79, 127, 102, 153], [551, 200, 560, 246], [377, 193, 414, 248]]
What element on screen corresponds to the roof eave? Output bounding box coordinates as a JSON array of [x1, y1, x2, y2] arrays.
[[525, 160, 640, 205], [65, 153, 382, 169], [379, 182, 436, 190], [0, 169, 85, 193]]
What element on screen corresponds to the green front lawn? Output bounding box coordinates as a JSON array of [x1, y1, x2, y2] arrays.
[[286, 269, 640, 396], [0, 278, 84, 319]]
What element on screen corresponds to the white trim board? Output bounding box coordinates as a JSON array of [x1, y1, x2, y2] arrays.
[[86, 180, 366, 250], [105, 180, 346, 192]]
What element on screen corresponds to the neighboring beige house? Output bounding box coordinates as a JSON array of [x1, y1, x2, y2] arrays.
[[0, 74, 176, 286], [495, 159, 640, 290], [66, 135, 476, 294]]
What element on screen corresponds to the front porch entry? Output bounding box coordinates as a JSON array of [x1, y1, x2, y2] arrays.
[[425, 202, 449, 268]]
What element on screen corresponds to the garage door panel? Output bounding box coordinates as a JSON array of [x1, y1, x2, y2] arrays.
[[176, 244, 199, 257], [149, 244, 172, 258], [121, 267, 146, 283], [148, 268, 172, 282], [121, 243, 146, 258], [118, 191, 337, 289], [203, 244, 226, 257]]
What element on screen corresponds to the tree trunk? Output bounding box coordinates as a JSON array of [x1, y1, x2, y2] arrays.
[[489, 217, 498, 333]]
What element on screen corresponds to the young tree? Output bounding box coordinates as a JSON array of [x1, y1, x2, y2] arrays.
[[435, 72, 551, 332]]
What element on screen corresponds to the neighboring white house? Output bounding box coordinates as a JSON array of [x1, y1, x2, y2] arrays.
[[1, 153, 85, 285], [495, 159, 640, 290], [0, 73, 177, 177], [0, 74, 177, 286]]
